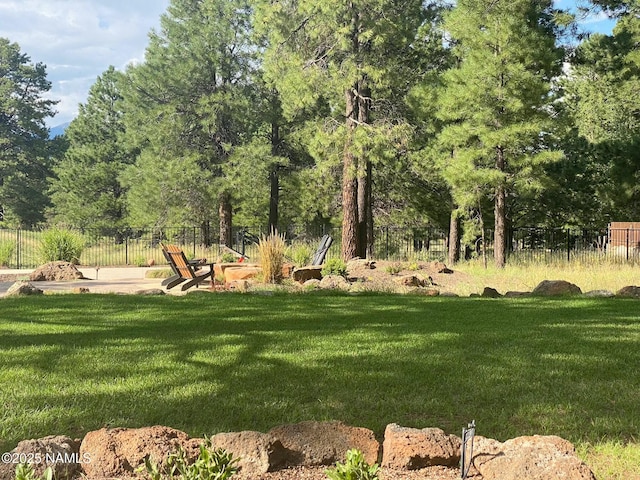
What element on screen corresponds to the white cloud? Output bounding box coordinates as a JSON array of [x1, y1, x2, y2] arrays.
[[0, 0, 170, 126]]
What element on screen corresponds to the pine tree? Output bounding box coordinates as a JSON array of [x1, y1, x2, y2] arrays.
[[0, 38, 57, 226], [435, 0, 564, 267], [120, 0, 256, 245], [256, 0, 430, 260], [50, 67, 133, 233]]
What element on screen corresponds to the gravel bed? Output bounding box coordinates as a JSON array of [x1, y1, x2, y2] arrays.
[[250, 466, 460, 480]]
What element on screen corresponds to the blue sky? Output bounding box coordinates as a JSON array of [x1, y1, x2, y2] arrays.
[[0, 0, 617, 128]]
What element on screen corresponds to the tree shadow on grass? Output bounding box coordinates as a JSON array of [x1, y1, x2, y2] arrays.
[[0, 293, 638, 451]]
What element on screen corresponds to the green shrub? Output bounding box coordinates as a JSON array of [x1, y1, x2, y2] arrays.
[[321, 258, 347, 277], [38, 228, 85, 263], [140, 440, 238, 480], [325, 449, 379, 480], [133, 255, 149, 267], [15, 463, 52, 480], [220, 252, 237, 263], [258, 231, 286, 284], [287, 242, 313, 267], [384, 262, 402, 274], [0, 240, 15, 267]]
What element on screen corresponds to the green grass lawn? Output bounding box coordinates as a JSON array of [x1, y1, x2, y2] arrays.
[[0, 292, 639, 478]]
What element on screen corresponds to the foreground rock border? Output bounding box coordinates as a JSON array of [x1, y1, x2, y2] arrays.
[[0, 421, 595, 480]]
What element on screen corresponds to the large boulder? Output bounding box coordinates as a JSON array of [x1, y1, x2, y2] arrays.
[[29, 262, 85, 281], [481, 287, 502, 298], [471, 435, 596, 480], [381, 424, 460, 469], [532, 280, 582, 296], [292, 266, 323, 284], [5, 281, 43, 297], [0, 436, 80, 480], [224, 267, 262, 283], [79, 426, 201, 479], [210, 431, 286, 477], [616, 285, 640, 298], [430, 261, 453, 274], [268, 421, 379, 467]]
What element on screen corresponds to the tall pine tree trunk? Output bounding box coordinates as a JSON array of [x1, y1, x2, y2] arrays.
[[268, 122, 280, 233], [219, 192, 233, 247], [448, 209, 461, 265], [356, 80, 372, 259], [494, 146, 506, 268], [342, 87, 359, 261]]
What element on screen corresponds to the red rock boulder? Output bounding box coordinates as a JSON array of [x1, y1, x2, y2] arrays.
[[381, 423, 461, 469], [79, 426, 201, 479], [268, 421, 379, 467]]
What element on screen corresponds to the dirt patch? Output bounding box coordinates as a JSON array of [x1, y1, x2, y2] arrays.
[[346, 260, 471, 295]]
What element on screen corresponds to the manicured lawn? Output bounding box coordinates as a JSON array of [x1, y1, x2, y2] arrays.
[[1, 292, 639, 478]]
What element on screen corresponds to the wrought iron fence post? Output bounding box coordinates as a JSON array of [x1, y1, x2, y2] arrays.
[[385, 226, 389, 260], [626, 228, 630, 261], [193, 227, 197, 258], [125, 235, 129, 265], [566, 228, 570, 262], [16, 228, 21, 269]]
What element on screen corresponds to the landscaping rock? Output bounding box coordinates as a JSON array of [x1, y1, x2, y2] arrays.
[[584, 289, 615, 298], [268, 421, 379, 467], [72, 287, 90, 294], [481, 287, 502, 298], [282, 263, 295, 279], [393, 275, 429, 287], [381, 424, 461, 469], [471, 435, 596, 480], [616, 285, 640, 298], [135, 288, 165, 296], [5, 281, 43, 297], [430, 261, 453, 274], [0, 436, 80, 480], [346, 259, 376, 270], [79, 426, 201, 479], [292, 266, 323, 284], [29, 262, 85, 281], [210, 431, 286, 477], [532, 280, 582, 296], [225, 267, 261, 283], [303, 279, 321, 289], [319, 275, 350, 290], [228, 280, 250, 291], [505, 291, 531, 297]]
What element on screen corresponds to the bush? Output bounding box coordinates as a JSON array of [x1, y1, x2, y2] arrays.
[[220, 252, 237, 263], [38, 228, 85, 263], [325, 449, 379, 480], [321, 258, 347, 277], [287, 242, 313, 267], [140, 440, 238, 480], [15, 463, 52, 480], [384, 262, 402, 275], [258, 231, 286, 284], [0, 240, 15, 267]]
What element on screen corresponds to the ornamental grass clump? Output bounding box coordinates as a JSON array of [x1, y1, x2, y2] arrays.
[[258, 231, 286, 283], [38, 228, 85, 264]]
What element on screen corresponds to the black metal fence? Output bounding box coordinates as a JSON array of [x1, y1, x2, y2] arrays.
[[0, 225, 639, 269]]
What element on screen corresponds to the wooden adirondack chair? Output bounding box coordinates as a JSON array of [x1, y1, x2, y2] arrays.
[[160, 243, 213, 291]]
